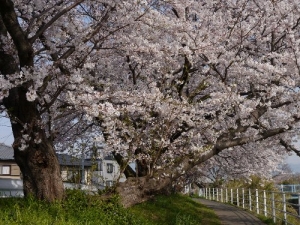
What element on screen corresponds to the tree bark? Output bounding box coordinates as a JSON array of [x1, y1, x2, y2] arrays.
[[3, 87, 65, 201], [0, 0, 65, 201], [16, 140, 64, 201], [115, 121, 288, 207], [116, 176, 173, 208]]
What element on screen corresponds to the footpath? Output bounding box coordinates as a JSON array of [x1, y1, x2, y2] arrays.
[[194, 199, 266, 225]]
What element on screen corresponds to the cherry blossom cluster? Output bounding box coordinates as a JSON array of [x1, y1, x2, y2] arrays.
[[1, 0, 299, 179]]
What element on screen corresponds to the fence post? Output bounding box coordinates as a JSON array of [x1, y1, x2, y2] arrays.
[[283, 193, 287, 225], [221, 189, 223, 203], [271, 192, 276, 224], [298, 194, 300, 217], [231, 189, 233, 204], [263, 190, 267, 217], [242, 188, 245, 209], [249, 189, 252, 211], [237, 188, 239, 207], [256, 189, 259, 214]]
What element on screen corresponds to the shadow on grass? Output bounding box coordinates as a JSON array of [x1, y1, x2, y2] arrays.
[[129, 194, 221, 225]]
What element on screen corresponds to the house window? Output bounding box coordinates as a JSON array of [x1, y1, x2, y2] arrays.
[[107, 163, 113, 173], [1, 165, 11, 175], [98, 161, 103, 171]]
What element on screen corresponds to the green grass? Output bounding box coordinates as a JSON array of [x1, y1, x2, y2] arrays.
[[129, 194, 221, 225], [256, 215, 276, 225], [0, 191, 220, 225], [0, 191, 139, 225]]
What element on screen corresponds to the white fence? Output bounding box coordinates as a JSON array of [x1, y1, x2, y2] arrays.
[[0, 189, 24, 197], [0, 178, 102, 198], [199, 188, 300, 225], [0, 178, 24, 197], [278, 185, 300, 193]]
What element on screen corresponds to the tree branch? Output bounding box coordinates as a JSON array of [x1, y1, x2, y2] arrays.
[[0, 0, 33, 67], [280, 139, 300, 157], [29, 0, 84, 44]]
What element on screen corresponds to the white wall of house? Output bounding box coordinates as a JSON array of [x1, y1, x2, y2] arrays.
[[60, 166, 91, 184], [92, 159, 126, 187]]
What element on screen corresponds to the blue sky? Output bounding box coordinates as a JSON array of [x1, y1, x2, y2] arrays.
[[0, 115, 14, 145], [285, 153, 300, 173], [1, 116, 299, 173]]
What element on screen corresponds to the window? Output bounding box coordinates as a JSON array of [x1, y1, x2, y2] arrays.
[[98, 161, 103, 171], [107, 163, 113, 173], [1, 165, 11, 175]]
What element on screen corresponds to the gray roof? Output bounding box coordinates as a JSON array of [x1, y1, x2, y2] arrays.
[[0, 143, 14, 160], [57, 154, 92, 167], [0, 144, 92, 167], [104, 155, 115, 160]]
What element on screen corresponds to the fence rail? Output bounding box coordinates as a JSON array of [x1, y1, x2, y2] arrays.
[[0, 182, 101, 198], [278, 185, 300, 193], [0, 189, 24, 198], [199, 188, 300, 225]]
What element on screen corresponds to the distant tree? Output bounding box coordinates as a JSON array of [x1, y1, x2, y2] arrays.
[[225, 175, 277, 192]]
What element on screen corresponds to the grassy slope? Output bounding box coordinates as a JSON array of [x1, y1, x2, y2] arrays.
[[0, 191, 220, 225], [130, 194, 221, 225]]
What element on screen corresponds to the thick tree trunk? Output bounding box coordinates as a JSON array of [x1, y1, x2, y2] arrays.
[[3, 87, 65, 201], [0, 1, 65, 201], [14, 136, 64, 201], [116, 176, 173, 207], [115, 157, 205, 207]]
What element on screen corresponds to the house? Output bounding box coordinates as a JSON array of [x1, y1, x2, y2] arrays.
[[58, 153, 127, 187], [0, 144, 93, 183], [0, 143, 21, 179], [0, 143, 126, 189], [88, 154, 126, 187], [0, 143, 23, 197], [58, 153, 92, 184]]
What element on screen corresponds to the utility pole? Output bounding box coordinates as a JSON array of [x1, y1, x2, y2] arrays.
[[81, 148, 85, 184]]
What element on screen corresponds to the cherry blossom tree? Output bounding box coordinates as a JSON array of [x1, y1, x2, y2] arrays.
[[186, 142, 287, 188], [0, 0, 300, 205]]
